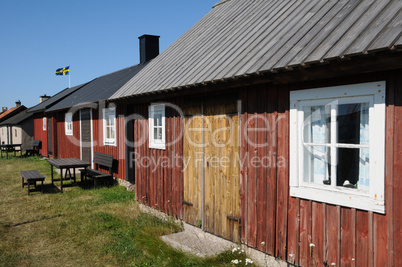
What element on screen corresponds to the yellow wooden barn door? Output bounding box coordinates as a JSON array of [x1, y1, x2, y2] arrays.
[[183, 115, 203, 226], [183, 99, 240, 242], [203, 113, 240, 242]]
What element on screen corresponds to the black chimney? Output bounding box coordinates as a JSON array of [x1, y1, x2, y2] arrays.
[[139, 35, 160, 64]]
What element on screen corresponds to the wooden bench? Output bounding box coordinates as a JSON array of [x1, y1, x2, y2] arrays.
[[25, 140, 41, 156], [80, 152, 114, 188], [21, 170, 45, 195]]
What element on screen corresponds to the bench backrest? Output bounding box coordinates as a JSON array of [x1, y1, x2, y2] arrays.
[[33, 140, 41, 148], [93, 152, 114, 174]]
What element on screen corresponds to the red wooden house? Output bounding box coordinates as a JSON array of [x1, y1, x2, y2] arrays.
[[109, 0, 402, 266], [45, 35, 159, 181], [27, 87, 87, 157]]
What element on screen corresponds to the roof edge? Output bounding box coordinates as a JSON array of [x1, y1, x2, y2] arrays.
[[212, 0, 231, 8]]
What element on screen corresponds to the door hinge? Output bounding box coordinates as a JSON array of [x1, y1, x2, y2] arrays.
[[182, 200, 193, 206], [227, 216, 241, 223]]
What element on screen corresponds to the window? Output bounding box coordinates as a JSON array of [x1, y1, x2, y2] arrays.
[[290, 81, 385, 213], [149, 104, 165, 149], [15, 129, 17, 137], [103, 108, 116, 145], [43, 117, 46, 131], [65, 113, 73, 135]]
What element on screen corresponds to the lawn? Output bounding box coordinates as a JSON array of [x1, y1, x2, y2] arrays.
[[0, 155, 254, 267]]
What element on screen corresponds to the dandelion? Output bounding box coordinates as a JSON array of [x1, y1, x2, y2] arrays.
[[241, 249, 245, 253], [232, 248, 238, 253], [231, 259, 239, 264]]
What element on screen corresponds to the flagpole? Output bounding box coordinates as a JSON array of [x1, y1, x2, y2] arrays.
[[69, 65, 71, 88]]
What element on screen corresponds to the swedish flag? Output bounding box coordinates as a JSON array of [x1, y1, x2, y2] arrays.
[[55, 66, 70, 76]]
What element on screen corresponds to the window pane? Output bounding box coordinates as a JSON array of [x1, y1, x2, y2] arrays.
[[154, 127, 162, 140], [154, 128, 158, 140], [303, 105, 330, 144], [337, 103, 369, 145], [336, 147, 369, 190], [303, 145, 331, 185], [358, 148, 370, 191], [154, 113, 162, 127], [158, 128, 162, 140], [111, 127, 115, 139], [106, 127, 111, 139], [154, 114, 158, 126]]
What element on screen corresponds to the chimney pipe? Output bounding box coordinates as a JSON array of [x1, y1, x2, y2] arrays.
[[15, 100, 21, 108], [40, 94, 50, 103], [2, 107, 7, 113], [139, 35, 160, 64]]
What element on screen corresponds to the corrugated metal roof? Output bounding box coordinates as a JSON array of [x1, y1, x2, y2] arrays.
[[47, 63, 148, 112], [111, 0, 402, 100], [0, 110, 33, 126], [27, 83, 88, 113]]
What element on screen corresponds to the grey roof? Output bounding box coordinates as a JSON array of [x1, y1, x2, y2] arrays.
[[47, 63, 148, 112], [27, 83, 88, 113], [111, 0, 402, 100], [0, 110, 33, 126]]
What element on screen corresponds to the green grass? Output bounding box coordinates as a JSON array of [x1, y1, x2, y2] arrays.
[[0, 156, 256, 266]]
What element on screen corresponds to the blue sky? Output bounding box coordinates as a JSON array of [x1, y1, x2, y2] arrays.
[[0, 0, 218, 109]]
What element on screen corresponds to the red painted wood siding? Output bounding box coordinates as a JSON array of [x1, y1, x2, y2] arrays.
[[56, 111, 80, 159], [53, 107, 126, 180], [33, 113, 48, 157], [133, 101, 183, 219], [117, 68, 401, 265], [92, 106, 126, 180], [238, 69, 402, 266]]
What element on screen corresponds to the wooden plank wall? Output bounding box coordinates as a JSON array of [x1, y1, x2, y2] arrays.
[[55, 111, 80, 159], [240, 69, 402, 266], [240, 84, 280, 255], [92, 106, 126, 180], [50, 116, 57, 158], [33, 113, 48, 156], [202, 99, 240, 242], [133, 100, 183, 219]]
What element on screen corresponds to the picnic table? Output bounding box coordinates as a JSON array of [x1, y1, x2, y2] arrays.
[[0, 144, 21, 159], [21, 170, 45, 195], [47, 158, 90, 193]]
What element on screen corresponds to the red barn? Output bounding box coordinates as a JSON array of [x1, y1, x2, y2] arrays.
[[27, 87, 87, 157]]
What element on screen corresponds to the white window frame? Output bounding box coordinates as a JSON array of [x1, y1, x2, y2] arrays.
[[149, 104, 166, 150], [43, 117, 46, 131], [65, 112, 73, 136], [290, 81, 386, 214], [103, 107, 116, 146]]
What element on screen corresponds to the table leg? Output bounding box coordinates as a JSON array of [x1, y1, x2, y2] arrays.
[[60, 168, 63, 193], [81, 167, 86, 182], [73, 168, 76, 183], [66, 168, 72, 183], [51, 165, 54, 185]]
